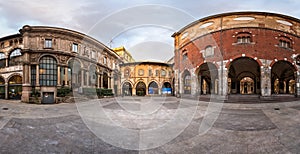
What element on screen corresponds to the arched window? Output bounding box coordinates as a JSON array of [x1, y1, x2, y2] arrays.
[[39, 56, 57, 86], [278, 36, 292, 49], [0, 53, 5, 68], [9, 49, 22, 66], [183, 70, 191, 94]]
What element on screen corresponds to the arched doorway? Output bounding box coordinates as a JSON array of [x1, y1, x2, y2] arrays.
[[8, 75, 22, 99], [197, 63, 218, 95], [148, 81, 159, 95], [162, 82, 172, 95], [228, 57, 260, 94], [136, 81, 146, 96], [0, 77, 5, 99], [122, 82, 132, 96], [240, 77, 254, 94], [183, 70, 191, 94], [271, 61, 296, 94]]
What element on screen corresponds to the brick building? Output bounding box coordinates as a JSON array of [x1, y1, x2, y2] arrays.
[[172, 12, 300, 98]]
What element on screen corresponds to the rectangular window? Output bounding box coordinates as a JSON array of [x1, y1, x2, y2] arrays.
[[156, 70, 159, 76], [72, 43, 78, 52], [31, 65, 36, 86], [161, 70, 166, 76], [92, 51, 96, 59], [149, 69, 152, 76], [103, 57, 107, 65], [138, 69, 144, 76], [45, 39, 52, 48]]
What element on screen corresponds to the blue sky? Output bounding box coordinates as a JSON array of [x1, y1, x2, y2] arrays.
[[0, 0, 300, 61]]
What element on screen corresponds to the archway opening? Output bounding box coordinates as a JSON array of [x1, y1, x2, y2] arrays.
[[228, 57, 260, 94], [136, 81, 146, 96], [197, 62, 218, 95], [148, 81, 159, 95], [162, 82, 172, 95], [271, 61, 296, 94], [240, 77, 254, 94], [122, 82, 132, 96], [8, 75, 22, 99], [0, 77, 5, 99]]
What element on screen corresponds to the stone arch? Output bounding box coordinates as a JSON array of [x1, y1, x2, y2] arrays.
[[196, 62, 219, 95], [8, 74, 22, 100], [68, 58, 82, 88], [225, 56, 262, 68], [271, 60, 296, 94], [135, 81, 146, 96], [228, 57, 261, 94], [148, 81, 159, 95], [121, 81, 133, 96]]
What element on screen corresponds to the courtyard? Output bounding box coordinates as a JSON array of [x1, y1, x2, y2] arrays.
[[0, 97, 299, 153]]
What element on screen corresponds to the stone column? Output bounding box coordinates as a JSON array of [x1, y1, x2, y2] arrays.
[[5, 83, 8, 100], [261, 65, 272, 97], [296, 70, 300, 97], [97, 75, 100, 88], [5, 58, 8, 67], [81, 69, 85, 86], [64, 67, 68, 86], [57, 66, 61, 87], [190, 68, 197, 96], [218, 60, 228, 99], [36, 65, 40, 86], [86, 71, 89, 87], [22, 63, 32, 103]]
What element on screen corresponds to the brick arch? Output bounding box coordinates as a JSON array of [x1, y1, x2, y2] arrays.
[[195, 62, 219, 75], [225, 55, 263, 68], [270, 59, 297, 71]]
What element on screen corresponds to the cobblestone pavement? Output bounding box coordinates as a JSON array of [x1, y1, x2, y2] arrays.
[[0, 97, 299, 153]]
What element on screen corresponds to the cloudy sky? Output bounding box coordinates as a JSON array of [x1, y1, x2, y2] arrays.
[[1, 0, 300, 61]]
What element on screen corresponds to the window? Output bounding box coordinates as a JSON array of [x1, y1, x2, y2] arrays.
[[45, 39, 52, 48], [0, 53, 5, 68], [124, 68, 130, 77], [91, 50, 96, 59], [0, 53, 5, 60], [39, 56, 57, 86], [149, 69, 152, 76], [183, 53, 188, 61], [0, 43, 4, 48], [203, 46, 214, 58], [156, 70, 159, 76], [10, 49, 22, 58], [103, 57, 107, 65], [161, 70, 166, 76], [184, 73, 191, 94], [72, 43, 78, 52], [237, 36, 251, 43], [279, 40, 291, 49], [31, 65, 36, 86], [236, 32, 252, 44], [138, 69, 144, 76]]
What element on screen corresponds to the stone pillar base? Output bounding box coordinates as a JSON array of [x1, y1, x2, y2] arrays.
[[21, 85, 32, 103]]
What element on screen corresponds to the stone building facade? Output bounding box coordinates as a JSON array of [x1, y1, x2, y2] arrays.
[[172, 12, 300, 98], [120, 62, 174, 96], [0, 25, 121, 103]]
